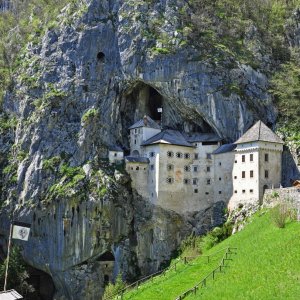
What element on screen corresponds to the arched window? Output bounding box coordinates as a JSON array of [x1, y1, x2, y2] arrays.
[[132, 150, 140, 157], [166, 177, 174, 184], [167, 164, 174, 171], [176, 152, 183, 158], [184, 165, 191, 172], [167, 151, 174, 158], [184, 153, 190, 159]]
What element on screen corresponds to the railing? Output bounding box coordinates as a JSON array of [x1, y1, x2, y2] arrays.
[[174, 247, 237, 300], [103, 247, 233, 300]]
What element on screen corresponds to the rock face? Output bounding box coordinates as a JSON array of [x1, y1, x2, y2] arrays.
[[0, 0, 294, 299]]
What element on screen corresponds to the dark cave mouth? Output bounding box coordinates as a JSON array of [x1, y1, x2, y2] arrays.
[[120, 82, 217, 139]]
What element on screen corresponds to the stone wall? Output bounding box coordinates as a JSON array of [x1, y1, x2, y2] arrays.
[[263, 187, 300, 206]]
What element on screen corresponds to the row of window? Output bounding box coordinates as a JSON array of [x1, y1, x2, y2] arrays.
[[166, 151, 191, 159], [237, 153, 269, 163], [150, 164, 212, 172], [234, 189, 254, 194], [166, 177, 211, 185], [237, 170, 269, 179]]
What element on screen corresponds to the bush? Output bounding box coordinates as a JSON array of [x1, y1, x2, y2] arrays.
[[0, 246, 34, 295], [103, 274, 125, 300], [270, 202, 295, 228]]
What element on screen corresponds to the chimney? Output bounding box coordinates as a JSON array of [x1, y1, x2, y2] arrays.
[[143, 115, 148, 126]]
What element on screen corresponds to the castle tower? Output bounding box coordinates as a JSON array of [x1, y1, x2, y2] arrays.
[[128, 115, 161, 157], [229, 121, 284, 209]]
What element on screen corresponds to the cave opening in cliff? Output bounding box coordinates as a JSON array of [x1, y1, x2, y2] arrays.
[[120, 82, 164, 132], [27, 266, 55, 300]]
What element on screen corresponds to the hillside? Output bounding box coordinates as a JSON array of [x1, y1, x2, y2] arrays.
[[121, 210, 300, 300]]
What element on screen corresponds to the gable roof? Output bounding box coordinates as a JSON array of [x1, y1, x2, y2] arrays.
[[141, 129, 193, 148], [128, 116, 161, 130], [213, 143, 237, 155], [235, 121, 284, 144], [184, 133, 222, 143]]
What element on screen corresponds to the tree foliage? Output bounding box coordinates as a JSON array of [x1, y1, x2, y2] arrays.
[[0, 246, 34, 296]]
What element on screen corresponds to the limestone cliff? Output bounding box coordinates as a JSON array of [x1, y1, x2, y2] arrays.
[[0, 0, 298, 299]]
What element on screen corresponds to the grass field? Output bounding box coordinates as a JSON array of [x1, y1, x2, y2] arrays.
[[122, 210, 300, 300]]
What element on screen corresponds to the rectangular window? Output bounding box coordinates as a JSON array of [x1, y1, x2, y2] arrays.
[[192, 178, 198, 185], [219, 162, 222, 166], [205, 192, 209, 195], [219, 177, 221, 181], [194, 189, 198, 193], [193, 166, 198, 172], [250, 170, 254, 178], [219, 191, 222, 194], [194, 153, 199, 159], [250, 154, 253, 161], [242, 171, 245, 178], [206, 153, 212, 159], [207, 166, 210, 172], [265, 170, 269, 178], [150, 164, 154, 171], [234, 190, 237, 193], [234, 176, 237, 179], [207, 179, 211, 185], [265, 153, 269, 162], [242, 190, 246, 194], [250, 189, 253, 193], [242, 155, 245, 162]]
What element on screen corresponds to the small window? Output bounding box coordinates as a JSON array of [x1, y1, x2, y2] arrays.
[[250, 170, 254, 178], [134, 139, 137, 144], [250, 154, 253, 162], [114, 153, 117, 157], [219, 162, 222, 166], [193, 166, 198, 172], [219, 177, 221, 181], [194, 189, 198, 193], [242, 190, 246, 193], [150, 164, 154, 171], [184, 178, 190, 185], [134, 129, 137, 134], [184, 165, 191, 172], [97, 52, 105, 61], [265, 153, 269, 162], [192, 178, 198, 185], [184, 153, 190, 159], [207, 166, 210, 172], [242, 171, 245, 178], [250, 189, 253, 193], [234, 176, 237, 179], [219, 191, 222, 194], [205, 192, 209, 195], [234, 160, 237, 163], [206, 179, 211, 185], [167, 151, 174, 158], [131, 167, 133, 170], [166, 177, 174, 184], [206, 153, 212, 159], [136, 166, 139, 170], [194, 153, 199, 159], [265, 170, 269, 178], [167, 164, 174, 171], [176, 152, 183, 158], [194, 143, 198, 147], [149, 152, 155, 157], [242, 155, 245, 162], [234, 190, 237, 193]]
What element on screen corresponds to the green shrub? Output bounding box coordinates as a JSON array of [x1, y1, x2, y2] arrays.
[[270, 202, 295, 228], [103, 273, 126, 300], [0, 246, 34, 295]]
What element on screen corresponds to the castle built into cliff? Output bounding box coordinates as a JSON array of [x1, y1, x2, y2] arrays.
[[109, 116, 284, 213]]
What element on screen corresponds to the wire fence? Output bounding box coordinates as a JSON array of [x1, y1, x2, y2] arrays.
[[103, 247, 234, 300], [174, 247, 237, 300]]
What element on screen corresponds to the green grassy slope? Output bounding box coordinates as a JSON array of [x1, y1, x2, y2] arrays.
[[123, 211, 300, 300]]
